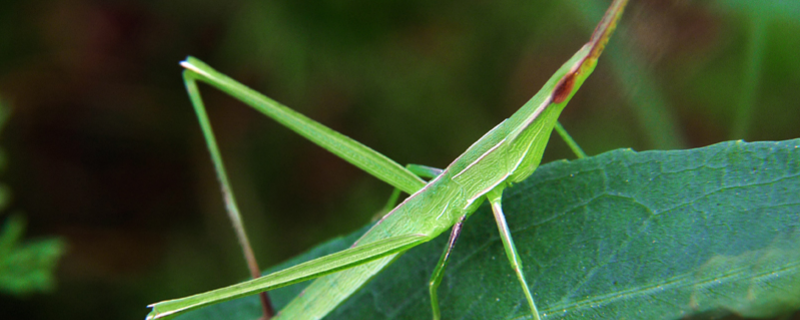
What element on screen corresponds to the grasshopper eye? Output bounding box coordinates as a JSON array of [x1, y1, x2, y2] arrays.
[[552, 72, 576, 104]]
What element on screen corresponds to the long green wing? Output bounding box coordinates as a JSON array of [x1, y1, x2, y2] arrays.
[[146, 234, 429, 320]]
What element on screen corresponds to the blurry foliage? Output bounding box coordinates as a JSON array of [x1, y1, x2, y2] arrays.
[[0, 0, 798, 319], [0, 99, 65, 297], [0, 214, 65, 296]]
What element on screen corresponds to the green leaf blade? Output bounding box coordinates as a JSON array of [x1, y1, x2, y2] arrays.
[[174, 138, 800, 320]]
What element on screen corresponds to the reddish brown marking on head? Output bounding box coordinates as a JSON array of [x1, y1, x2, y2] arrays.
[[552, 72, 576, 104]]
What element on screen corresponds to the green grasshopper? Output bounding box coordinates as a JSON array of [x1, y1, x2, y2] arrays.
[[147, 0, 628, 319]]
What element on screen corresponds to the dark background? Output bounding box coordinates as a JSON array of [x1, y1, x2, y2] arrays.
[[0, 0, 798, 319]]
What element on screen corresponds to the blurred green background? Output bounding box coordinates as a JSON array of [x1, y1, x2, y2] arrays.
[[0, 0, 798, 319]]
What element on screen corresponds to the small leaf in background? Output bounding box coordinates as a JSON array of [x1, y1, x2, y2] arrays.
[[177, 138, 800, 320], [0, 98, 66, 297], [0, 214, 66, 296]]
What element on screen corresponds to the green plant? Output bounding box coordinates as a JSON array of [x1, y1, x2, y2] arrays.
[[0, 98, 65, 297]]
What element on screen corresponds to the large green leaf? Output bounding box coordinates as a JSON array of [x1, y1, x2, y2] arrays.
[[175, 138, 800, 320]]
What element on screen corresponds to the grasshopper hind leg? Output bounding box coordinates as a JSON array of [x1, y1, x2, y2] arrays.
[[183, 70, 275, 319]]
